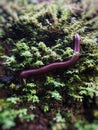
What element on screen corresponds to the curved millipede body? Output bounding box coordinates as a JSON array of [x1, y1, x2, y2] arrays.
[[20, 33, 80, 84]]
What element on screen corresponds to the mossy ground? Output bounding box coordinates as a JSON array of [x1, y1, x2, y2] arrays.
[[0, 0, 98, 130]]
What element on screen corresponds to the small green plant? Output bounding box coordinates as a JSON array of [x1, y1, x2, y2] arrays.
[[43, 103, 49, 112], [52, 111, 66, 130], [7, 97, 20, 104], [49, 90, 62, 101], [0, 108, 35, 130], [75, 120, 98, 130], [45, 76, 65, 88]]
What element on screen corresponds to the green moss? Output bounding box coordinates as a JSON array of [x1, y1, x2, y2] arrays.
[[0, 108, 34, 130], [1, 0, 98, 106], [0, 0, 98, 129], [0, 45, 4, 56]]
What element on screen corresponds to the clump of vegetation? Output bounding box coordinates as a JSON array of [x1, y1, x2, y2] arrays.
[[0, 0, 98, 130], [0, 98, 35, 130]]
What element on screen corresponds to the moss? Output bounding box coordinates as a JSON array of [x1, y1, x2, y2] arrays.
[[0, 45, 4, 56], [1, 0, 98, 111], [0, 0, 98, 130]]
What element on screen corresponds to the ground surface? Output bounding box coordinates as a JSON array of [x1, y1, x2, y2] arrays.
[[0, 0, 98, 130]]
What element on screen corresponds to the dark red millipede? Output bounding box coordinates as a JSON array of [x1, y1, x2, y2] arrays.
[[20, 33, 80, 85]]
